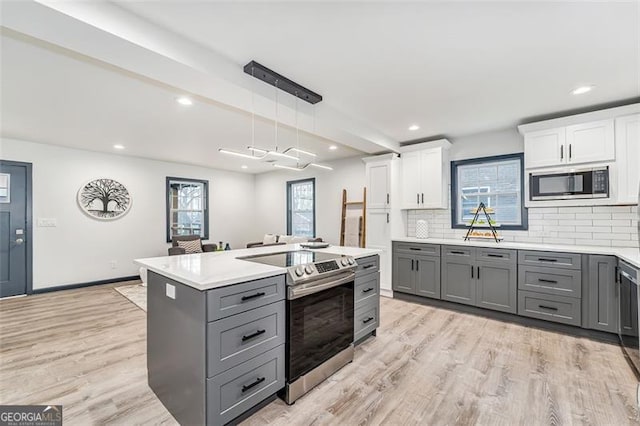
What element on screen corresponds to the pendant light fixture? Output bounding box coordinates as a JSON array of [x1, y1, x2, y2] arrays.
[[218, 61, 333, 170]]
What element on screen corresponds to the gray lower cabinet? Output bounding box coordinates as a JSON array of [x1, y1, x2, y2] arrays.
[[392, 243, 441, 299], [476, 261, 517, 314], [441, 256, 475, 305], [392, 252, 415, 293], [587, 255, 618, 333], [415, 254, 441, 298], [354, 255, 381, 344], [518, 290, 581, 326], [147, 271, 286, 426]]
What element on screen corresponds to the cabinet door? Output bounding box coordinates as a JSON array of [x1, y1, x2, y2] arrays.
[[420, 149, 444, 208], [392, 253, 415, 294], [401, 151, 422, 209], [366, 162, 390, 209], [565, 119, 615, 165], [615, 114, 640, 204], [476, 262, 517, 314], [587, 255, 618, 333], [366, 210, 391, 293], [441, 257, 475, 306], [524, 128, 566, 168], [415, 255, 441, 299]]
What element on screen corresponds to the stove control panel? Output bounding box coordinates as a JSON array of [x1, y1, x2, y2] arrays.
[[287, 255, 357, 283]]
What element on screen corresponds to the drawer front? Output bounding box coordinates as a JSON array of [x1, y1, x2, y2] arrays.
[[356, 255, 380, 275], [518, 250, 581, 270], [207, 345, 285, 426], [354, 300, 379, 341], [207, 275, 285, 321], [355, 272, 380, 306], [518, 266, 582, 298], [518, 290, 581, 327], [442, 245, 474, 260], [476, 248, 517, 265], [394, 242, 440, 256], [207, 301, 285, 377]]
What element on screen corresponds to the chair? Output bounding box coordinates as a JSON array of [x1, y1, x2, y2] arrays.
[[168, 235, 217, 256]]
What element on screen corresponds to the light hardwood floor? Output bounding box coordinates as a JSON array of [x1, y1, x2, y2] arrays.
[[1, 283, 638, 425]]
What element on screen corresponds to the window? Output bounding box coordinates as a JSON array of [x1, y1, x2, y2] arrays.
[[166, 177, 209, 242], [451, 153, 527, 230], [287, 178, 315, 238]]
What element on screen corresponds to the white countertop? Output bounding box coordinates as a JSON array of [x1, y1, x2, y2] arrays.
[[134, 244, 381, 291], [393, 237, 640, 269]]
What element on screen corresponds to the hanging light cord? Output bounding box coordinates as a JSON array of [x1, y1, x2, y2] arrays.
[[251, 66, 255, 155], [274, 79, 279, 153]]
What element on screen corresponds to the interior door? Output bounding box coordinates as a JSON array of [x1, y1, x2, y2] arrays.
[[0, 162, 30, 297]]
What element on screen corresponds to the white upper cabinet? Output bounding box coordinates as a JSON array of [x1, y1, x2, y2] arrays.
[[615, 114, 640, 204], [365, 161, 390, 209], [565, 119, 615, 165], [400, 140, 451, 210], [524, 128, 566, 169]]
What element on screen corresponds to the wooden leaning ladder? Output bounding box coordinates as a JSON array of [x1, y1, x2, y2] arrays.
[[339, 188, 367, 248]]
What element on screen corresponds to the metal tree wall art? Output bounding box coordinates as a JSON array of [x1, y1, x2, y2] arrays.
[[78, 178, 131, 220]]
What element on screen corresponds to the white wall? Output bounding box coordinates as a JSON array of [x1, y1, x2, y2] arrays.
[[1, 138, 257, 289], [448, 127, 523, 161], [254, 156, 366, 245]]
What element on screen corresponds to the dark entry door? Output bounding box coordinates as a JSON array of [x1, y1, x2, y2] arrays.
[[0, 161, 30, 297]]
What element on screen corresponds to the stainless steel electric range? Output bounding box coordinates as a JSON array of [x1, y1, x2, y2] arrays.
[[240, 250, 357, 404]]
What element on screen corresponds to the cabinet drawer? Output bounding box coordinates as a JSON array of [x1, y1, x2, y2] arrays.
[[356, 255, 379, 275], [518, 290, 581, 327], [442, 245, 474, 260], [476, 248, 517, 265], [207, 275, 285, 321], [394, 242, 440, 256], [355, 272, 379, 306], [518, 266, 582, 298], [518, 250, 581, 270], [354, 300, 379, 341], [207, 301, 285, 377], [207, 345, 285, 426]]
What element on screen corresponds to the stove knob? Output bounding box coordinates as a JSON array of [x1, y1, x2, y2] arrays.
[[341, 258, 349, 266], [347, 258, 355, 265], [305, 265, 314, 275], [294, 267, 304, 277]]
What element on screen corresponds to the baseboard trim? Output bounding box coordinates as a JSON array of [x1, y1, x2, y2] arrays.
[[393, 291, 619, 345], [31, 275, 140, 294]]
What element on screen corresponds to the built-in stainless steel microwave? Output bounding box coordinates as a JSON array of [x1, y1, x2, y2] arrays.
[[529, 166, 609, 201]]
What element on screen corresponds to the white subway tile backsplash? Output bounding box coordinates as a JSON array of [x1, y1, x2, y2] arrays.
[[406, 204, 638, 248]]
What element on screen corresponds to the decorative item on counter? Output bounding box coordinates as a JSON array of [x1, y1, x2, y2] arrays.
[[218, 241, 224, 251], [464, 202, 503, 242], [416, 219, 429, 239], [224, 243, 231, 251]]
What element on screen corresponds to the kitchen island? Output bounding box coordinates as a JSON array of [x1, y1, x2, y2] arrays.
[[134, 244, 380, 426]]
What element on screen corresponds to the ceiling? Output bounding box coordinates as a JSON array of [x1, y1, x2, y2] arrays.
[[1, 1, 639, 173], [116, 1, 640, 140], [0, 32, 360, 173]]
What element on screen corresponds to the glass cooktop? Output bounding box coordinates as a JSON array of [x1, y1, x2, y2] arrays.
[[239, 250, 341, 268]]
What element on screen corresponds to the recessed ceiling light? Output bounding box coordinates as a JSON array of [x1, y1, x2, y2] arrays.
[[329, 145, 338, 151], [176, 96, 193, 106], [113, 144, 125, 150], [408, 124, 420, 131], [241, 165, 248, 169], [571, 86, 593, 95]]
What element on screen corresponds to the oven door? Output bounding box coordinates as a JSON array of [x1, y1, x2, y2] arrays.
[[619, 265, 640, 377], [287, 273, 354, 382]]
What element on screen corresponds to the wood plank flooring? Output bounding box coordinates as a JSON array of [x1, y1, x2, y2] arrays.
[[1, 283, 638, 425]]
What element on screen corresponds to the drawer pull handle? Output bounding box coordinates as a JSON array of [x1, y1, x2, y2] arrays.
[[487, 254, 504, 258], [242, 329, 266, 341], [363, 316, 375, 324], [363, 264, 376, 269], [242, 377, 265, 393], [241, 292, 266, 302], [409, 247, 422, 251], [537, 258, 557, 262], [363, 287, 374, 293], [538, 278, 558, 284], [538, 305, 558, 311], [451, 251, 465, 255]]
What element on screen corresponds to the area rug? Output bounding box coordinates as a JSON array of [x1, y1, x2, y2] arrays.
[[115, 283, 147, 312]]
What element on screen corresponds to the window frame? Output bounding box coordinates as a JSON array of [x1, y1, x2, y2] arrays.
[[450, 153, 528, 231], [166, 176, 210, 243], [286, 178, 316, 238]]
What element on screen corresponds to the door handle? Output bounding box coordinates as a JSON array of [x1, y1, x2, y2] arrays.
[[387, 213, 389, 223], [387, 193, 390, 204], [471, 265, 474, 278], [12, 238, 24, 245], [477, 266, 480, 279], [411, 259, 414, 270], [560, 145, 564, 160], [416, 193, 419, 204], [421, 193, 424, 204], [416, 260, 419, 271], [569, 144, 572, 160]]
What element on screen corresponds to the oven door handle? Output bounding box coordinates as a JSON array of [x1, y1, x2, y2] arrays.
[[288, 271, 356, 300]]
